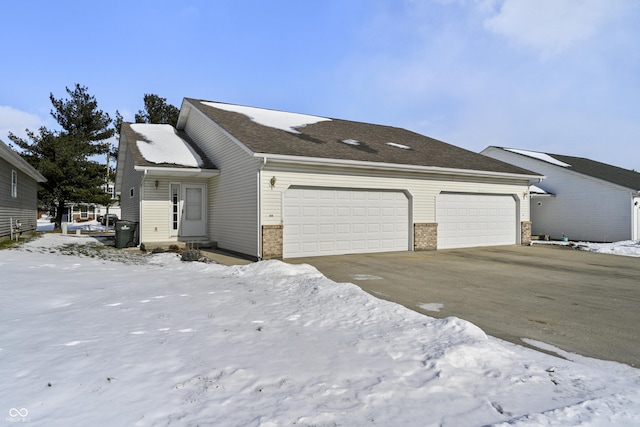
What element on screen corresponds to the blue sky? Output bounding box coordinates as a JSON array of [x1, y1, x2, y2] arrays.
[[1, 0, 639, 170]]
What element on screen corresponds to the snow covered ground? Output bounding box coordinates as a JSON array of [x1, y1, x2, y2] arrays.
[[1, 234, 639, 426]]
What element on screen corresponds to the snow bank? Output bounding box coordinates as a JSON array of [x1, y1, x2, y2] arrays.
[[1, 234, 639, 426]]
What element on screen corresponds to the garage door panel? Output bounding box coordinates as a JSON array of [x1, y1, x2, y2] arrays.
[[437, 193, 516, 249], [284, 188, 408, 258]]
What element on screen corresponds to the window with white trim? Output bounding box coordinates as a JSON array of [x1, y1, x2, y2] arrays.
[[11, 170, 17, 198]]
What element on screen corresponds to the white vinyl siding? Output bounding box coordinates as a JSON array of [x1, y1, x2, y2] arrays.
[[437, 193, 517, 249], [260, 162, 530, 227], [118, 138, 143, 226], [0, 158, 39, 237], [283, 188, 409, 257], [183, 108, 259, 256], [634, 197, 640, 240], [139, 178, 208, 243], [483, 147, 635, 242]]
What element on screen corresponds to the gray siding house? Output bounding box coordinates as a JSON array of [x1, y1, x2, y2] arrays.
[[482, 147, 640, 242], [116, 99, 541, 259], [0, 140, 46, 240]]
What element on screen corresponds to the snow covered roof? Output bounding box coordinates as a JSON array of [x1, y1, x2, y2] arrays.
[[131, 124, 203, 167], [529, 184, 553, 196], [203, 102, 331, 134], [180, 99, 541, 177], [116, 123, 217, 183], [505, 148, 571, 167]]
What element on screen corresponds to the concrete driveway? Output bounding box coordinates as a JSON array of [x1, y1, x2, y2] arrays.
[[289, 245, 640, 367]]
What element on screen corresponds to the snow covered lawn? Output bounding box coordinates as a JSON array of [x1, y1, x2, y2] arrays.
[[1, 234, 639, 426]]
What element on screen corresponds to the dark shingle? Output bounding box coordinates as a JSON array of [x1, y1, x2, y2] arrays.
[[186, 99, 539, 176], [549, 154, 640, 191]]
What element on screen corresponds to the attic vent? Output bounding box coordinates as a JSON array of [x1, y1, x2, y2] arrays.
[[341, 139, 360, 146], [387, 142, 411, 150]]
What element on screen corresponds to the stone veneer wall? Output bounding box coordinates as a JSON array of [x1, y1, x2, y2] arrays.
[[262, 225, 283, 259], [521, 221, 532, 245], [414, 223, 438, 251]]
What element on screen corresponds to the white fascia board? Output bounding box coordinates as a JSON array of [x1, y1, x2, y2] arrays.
[[179, 99, 255, 157], [256, 153, 543, 181], [134, 165, 220, 178], [0, 141, 46, 182]]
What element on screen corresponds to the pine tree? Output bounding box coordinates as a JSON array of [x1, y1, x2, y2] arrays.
[[134, 94, 180, 127], [9, 84, 114, 230]]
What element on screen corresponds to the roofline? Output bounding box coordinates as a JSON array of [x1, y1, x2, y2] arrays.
[[0, 141, 47, 182], [178, 98, 255, 157], [486, 146, 640, 192], [256, 153, 544, 181], [134, 165, 220, 178]]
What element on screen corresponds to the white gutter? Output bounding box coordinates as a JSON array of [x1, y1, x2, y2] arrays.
[[134, 165, 219, 177], [254, 153, 544, 181], [257, 157, 267, 259]]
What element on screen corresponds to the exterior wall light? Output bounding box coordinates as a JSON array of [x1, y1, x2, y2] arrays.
[[270, 176, 277, 188], [154, 180, 159, 189]]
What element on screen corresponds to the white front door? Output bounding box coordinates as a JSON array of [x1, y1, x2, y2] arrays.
[[171, 183, 206, 237]]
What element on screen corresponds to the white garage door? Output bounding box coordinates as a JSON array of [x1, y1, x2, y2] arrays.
[[437, 193, 517, 249], [284, 188, 409, 258]]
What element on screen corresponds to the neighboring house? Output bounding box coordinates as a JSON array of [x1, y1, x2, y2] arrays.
[[115, 99, 541, 259], [481, 147, 640, 242], [0, 140, 46, 240]]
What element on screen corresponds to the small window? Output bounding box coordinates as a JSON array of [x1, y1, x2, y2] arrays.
[[80, 205, 88, 219], [130, 187, 134, 198], [11, 170, 17, 198]]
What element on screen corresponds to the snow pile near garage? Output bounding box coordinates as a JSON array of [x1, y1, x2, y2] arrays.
[[132, 123, 203, 167], [204, 101, 331, 134], [534, 239, 640, 258], [1, 234, 639, 426], [578, 240, 640, 257]]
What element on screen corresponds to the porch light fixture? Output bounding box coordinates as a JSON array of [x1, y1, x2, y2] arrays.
[[154, 180, 159, 189], [270, 176, 277, 188]]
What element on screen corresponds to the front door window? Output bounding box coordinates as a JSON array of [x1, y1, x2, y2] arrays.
[[171, 184, 180, 235]]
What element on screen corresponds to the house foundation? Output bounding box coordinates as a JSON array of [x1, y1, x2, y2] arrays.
[[414, 222, 438, 251], [521, 221, 532, 245], [262, 225, 283, 259]]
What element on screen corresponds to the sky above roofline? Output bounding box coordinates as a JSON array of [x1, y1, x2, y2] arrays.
[[1, 0, 638, 170]]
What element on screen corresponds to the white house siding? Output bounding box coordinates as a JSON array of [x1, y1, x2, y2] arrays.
[[118, 140, 143, 226], [483, 148, 634, 242], [182, 109, 260, 257], [634, 196, 640, 240], [0, 158, 39, 238], [139, 177, 208, 243], [260, 162, 530, 245]]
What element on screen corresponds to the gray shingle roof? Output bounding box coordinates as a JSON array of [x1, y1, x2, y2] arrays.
[[547, 153, 640, 191], [184, 99, 540, 177]]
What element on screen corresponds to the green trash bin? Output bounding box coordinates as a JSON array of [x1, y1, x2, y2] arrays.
[[115, 220, 137, 249]]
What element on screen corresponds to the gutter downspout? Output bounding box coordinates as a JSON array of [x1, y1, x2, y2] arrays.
[[140, 169, 147, 245], [257, 157, 267, 260]]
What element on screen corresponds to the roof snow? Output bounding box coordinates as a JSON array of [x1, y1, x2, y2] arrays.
[[132, 124, 203, 167], [341, 139, 360, 146], [529, 184, 550, 194], [203, 102, 331, 134], [506, 148, 571, 167], [387, 142, 411, 150]]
